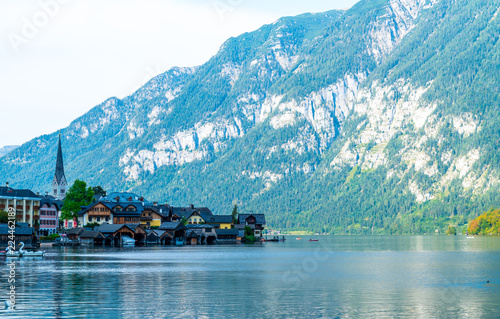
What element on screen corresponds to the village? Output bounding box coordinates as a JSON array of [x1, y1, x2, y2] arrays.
[[0, 137, 266, 249]]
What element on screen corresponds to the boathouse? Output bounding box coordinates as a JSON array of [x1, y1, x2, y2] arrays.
[[0, 223, 37, 249], [79, 230, 105, 245], [158, 222, 187, 245]]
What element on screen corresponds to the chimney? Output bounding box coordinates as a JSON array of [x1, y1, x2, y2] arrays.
[[153, 202, 158, 206], [190, 204, 194, 209], [37, 192, 40, 196], [5, 181, 9, 187], [45, 191, 48, 196]]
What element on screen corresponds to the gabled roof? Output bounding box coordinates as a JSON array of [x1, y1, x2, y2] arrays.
[[158, 222, 187, 231], [187, 230, 200, 238], [151, 229, 166, 237], [96, 223, 135, 234], [203, 215, 233, 224], [80, 230, 104, 239], [77, 201, 144, 217], [238, 214, 266, 225], [67, 227, 84, 235], [40, 197, 61, 210], [167, 206, 214, 219]]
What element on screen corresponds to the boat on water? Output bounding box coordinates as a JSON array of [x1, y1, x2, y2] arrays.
[[308, 239, 319, 242], [296, 237, 302, 240], [4, 242, 45, 258], [121, 235, 136, 245]]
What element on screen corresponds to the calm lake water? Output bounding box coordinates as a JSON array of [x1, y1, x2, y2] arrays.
[[1, 236, 500, 318]]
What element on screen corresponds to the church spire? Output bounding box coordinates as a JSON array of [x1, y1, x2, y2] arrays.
[[53, 134, 67, 200], [55, 134, 66, 184]]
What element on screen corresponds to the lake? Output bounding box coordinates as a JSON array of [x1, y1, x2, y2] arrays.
[[1, 236, 500, 318]]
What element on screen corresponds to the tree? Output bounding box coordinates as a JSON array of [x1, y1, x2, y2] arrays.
[[92, 186, 107, 197], [180, 216, 188, 226], [232, 204, 239, 224], [243, 225, 256, 244], [468, 220, 480, 235], [446, 225, 457, 235], [84, 222, 100, 230], [0, 210, 9, 223], [61, 180, 94, 222]]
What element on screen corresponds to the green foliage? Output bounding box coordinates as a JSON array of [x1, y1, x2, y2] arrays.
[[0, 211, 9, 223], [1, 0, 500, 236], [468, 209, 500, 235], [84, 222, 100, 230], [180, 216, 188, 226], [243, 226, 256, 244], [39, 233, 60, 241], [231, 204, 239, 224], [61, 180, 94, 220], [446, 225, 457, 235], [92, 186, 107, 197]]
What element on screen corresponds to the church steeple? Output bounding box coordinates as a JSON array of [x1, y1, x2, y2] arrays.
[[53, 134, 67, 200], [55, 134, 65, 184]]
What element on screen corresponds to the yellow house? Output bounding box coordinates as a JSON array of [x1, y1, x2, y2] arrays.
[[203, 215, 233, 229], [187, 212, 205, 225], [140, 208, 164, 227]]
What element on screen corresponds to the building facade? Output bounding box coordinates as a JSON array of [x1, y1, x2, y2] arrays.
[[0, 185, 40, 228], [39, 197, 61, 236]]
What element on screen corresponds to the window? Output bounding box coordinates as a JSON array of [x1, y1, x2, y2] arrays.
[[89, 217, 93, 222], [97, 217, 101, 222], [105, 217, 109, 221]]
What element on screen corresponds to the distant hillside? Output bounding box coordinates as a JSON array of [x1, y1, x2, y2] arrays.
[[1, 0, 500, 234], [0, 145, 19, 158]]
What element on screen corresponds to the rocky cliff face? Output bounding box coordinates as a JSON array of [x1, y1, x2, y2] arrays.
[[2, 0, 500, 233]]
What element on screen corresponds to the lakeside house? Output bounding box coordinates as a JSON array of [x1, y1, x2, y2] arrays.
[[158, 222, 187, 245], [235, 214, 266, 238], [186, 224, 217, 245], [39, 196, 61, 236], [203, 215, 233, 229], [79, 230, 105, 245]]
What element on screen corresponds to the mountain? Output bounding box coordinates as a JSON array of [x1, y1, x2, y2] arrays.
[[2, 0, 500, 234], [0, 145, 19, 158]]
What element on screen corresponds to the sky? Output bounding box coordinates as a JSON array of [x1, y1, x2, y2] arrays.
[[0, 0, 359, 147]]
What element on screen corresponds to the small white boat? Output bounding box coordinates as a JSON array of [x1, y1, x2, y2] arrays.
[[121, 235, 135, 245], [466, 236, 475, 239]]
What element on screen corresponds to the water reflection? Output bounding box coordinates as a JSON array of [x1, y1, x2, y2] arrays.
[[0, 236, 499, 318]]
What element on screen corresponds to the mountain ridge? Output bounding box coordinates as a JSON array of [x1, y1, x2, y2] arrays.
[[2, 0, 500, 234]]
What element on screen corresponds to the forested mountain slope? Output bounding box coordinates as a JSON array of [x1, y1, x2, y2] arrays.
[[2, 0, 499, 234]]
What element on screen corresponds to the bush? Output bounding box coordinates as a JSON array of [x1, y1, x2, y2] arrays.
[[446, 225, 457, 235], [243, 226, 256, 244]]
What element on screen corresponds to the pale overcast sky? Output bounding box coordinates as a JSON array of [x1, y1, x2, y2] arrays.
[[0, 0, 359, 147]]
